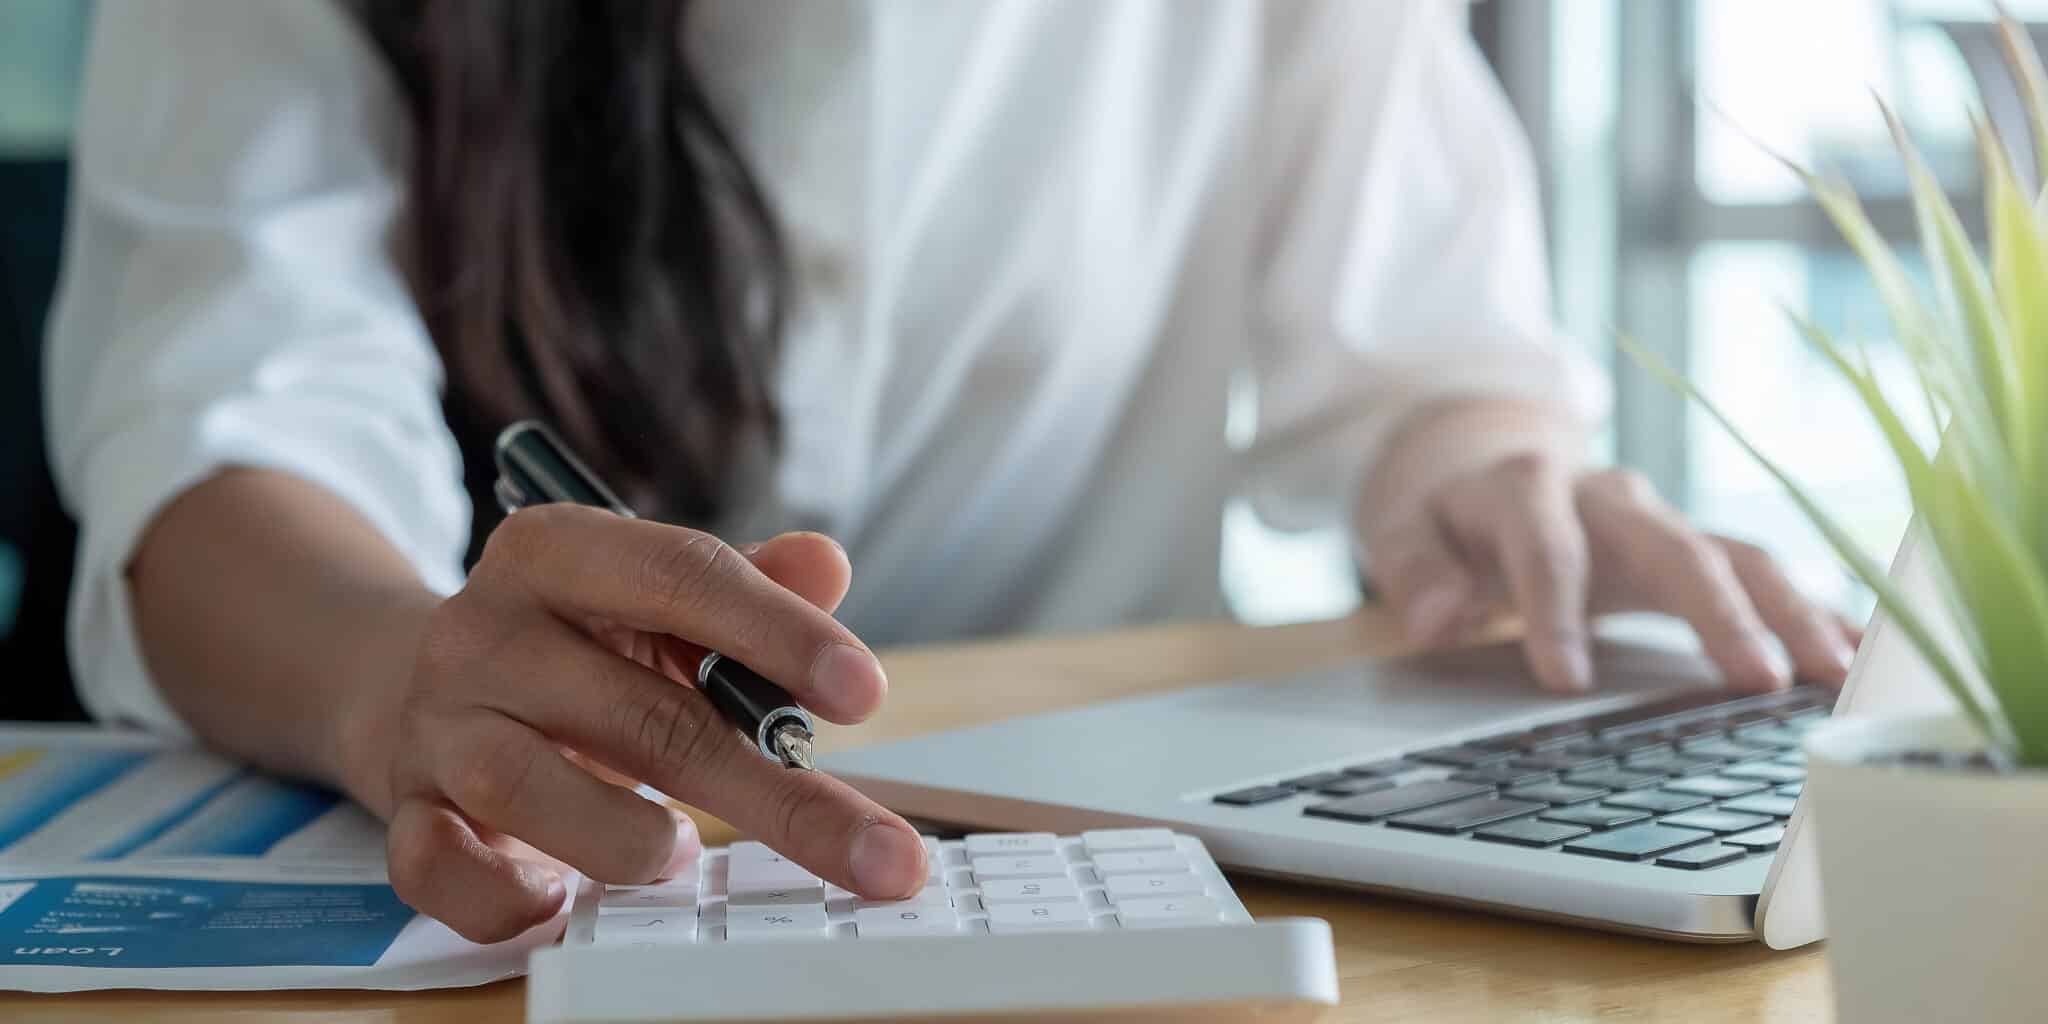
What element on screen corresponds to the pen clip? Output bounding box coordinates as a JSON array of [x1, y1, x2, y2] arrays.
[[492, 420, 636, 517]]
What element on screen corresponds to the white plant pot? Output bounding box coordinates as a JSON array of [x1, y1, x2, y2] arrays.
[[1804, 711, 2048, 1023]]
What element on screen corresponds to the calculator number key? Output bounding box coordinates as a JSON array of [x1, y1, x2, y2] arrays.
[[969, 855, 1069, 881], [986, 901, 1094, 933], [1116, 896, 1222, 930], [853, 905, 962, 938], [978, 877, 1082, 904]]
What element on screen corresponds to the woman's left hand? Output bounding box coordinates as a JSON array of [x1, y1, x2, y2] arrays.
[[1360, 401, 1861, 695]]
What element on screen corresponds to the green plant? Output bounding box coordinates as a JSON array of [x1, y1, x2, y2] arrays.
[[1623, 11, 2048, 763]]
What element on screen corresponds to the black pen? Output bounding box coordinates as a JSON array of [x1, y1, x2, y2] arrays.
[[492, 419, 818, 771]]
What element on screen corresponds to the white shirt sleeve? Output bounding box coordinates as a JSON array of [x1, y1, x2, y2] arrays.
[[45, 0, 470, 734], [1243, 0, 1612, 532]]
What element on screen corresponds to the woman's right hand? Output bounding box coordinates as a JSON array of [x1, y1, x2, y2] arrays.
[[340, 505, 928, 943]]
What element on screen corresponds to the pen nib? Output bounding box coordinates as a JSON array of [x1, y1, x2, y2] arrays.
[[772, 725, 816, 771]]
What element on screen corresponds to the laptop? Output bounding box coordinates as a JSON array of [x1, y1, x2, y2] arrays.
[[824, 530, 1960, 945]]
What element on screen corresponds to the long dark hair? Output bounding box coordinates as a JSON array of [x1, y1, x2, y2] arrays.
[[358, 0, 786, 527]]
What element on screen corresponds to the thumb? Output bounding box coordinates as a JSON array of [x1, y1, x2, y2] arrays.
[[1372, 520, 1478, 647]]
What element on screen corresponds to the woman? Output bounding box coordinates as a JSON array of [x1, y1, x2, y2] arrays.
[[46, 1, 1856, 943]]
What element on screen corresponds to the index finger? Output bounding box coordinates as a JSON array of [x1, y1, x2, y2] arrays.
[[483, 505, 885, 723], [1443, 458, 1594, 692]]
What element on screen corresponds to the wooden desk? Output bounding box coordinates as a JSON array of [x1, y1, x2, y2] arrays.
[[5, 612, 1832, 1023]]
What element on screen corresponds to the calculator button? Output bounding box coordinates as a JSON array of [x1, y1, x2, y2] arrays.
[[979, 877, 1082, 904], [727, 884, 826, 907], [599, 884, 699, 911], [854, 905, 961, 937], [856, 884, 951, 909], [969, 855, 1069, 881], [1114, 896, 1222, 929], [1088, 851, 1190, 876], [593, 909, 697, 945], [986, 902, 1093, 933], [1081, 829, 1178, 856], [725, 904, 831, 942], [726, 844, 821, 896], [964, 833, 1060, 856], [1103, 873, 1207, 902]]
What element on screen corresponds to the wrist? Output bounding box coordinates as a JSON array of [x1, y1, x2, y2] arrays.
[[327, 590, 441, 820]]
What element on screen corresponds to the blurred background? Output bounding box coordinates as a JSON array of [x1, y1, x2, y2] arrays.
[[2, 1, 2038, 691]]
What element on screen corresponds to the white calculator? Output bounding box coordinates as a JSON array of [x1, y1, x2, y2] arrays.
[[529, 829, 1338, 1022]]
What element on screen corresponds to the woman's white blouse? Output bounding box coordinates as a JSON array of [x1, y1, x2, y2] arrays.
[[48, 0, 1609, 733]]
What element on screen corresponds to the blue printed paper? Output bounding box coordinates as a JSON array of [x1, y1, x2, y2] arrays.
[[0, 877, 413, 968]]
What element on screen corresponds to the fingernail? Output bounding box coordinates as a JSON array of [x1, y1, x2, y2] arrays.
[[1752, 633, 1793, 690], [1404, 581, 1467, 643], [659, 815, 701, 880], [812, 642, 889, 710], [1561, 643, 1594, 692], [739, 541, 763, 557], [849, 822, 925, 898], [1829, 635, 1857, 675]]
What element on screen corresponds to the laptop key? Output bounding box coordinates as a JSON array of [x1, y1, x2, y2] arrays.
[[1603, 790, 1711, 814], [1450, 763, 1557, 788], [1722, 761, 1805, 785], [1474, 818, 1591, 848], [1316, 776, 1396, 797], [1509, 751, 1614, 773], [1212, 785, 1296, 806], [1675, 737, 1770, 761], [1279, 771, 1350, 790], [1730, 725, 1806, 749], [1722, 825, 1787, 852], [1657, 843, 1748, 869], [1621, 749, 1723, 775], [1721, 794, 1797, 818], [1563, 768, 1666, 792], [1303, 780, 1494, 823], [1386, 797, 1547, 834], [1342, 759, 1413, 777], [1563, 823, 1713, 861], [1409, 745, 1512, 769], [1500, 782, 1609, 806], [1539, 804, 1652, 830], [1663, 775, 1771, 800], [1658, 809, 1775, 835], [1774, 782, 1803, 797]]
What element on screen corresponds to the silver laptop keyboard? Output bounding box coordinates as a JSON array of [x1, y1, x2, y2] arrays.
[[1211, 685, 1834, 870]]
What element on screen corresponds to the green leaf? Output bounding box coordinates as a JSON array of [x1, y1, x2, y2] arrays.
[[1924, 448, 2048, 760], [1616, 333, 2004, 747], [1974, 113, 2048, 557], [1996, 8, 2048, 193], [1878, 99, 2024, 505]]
